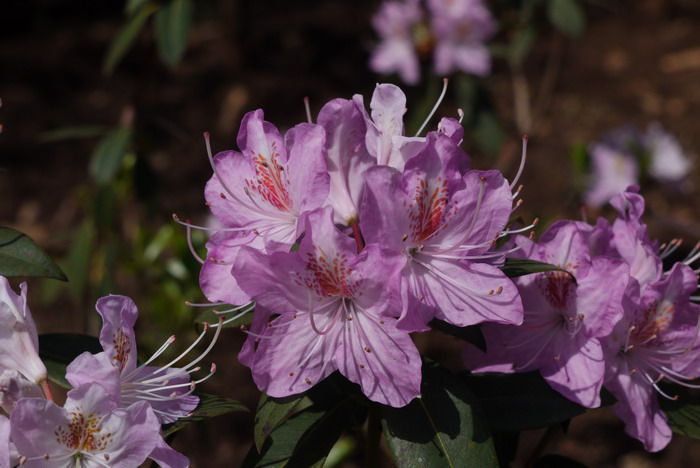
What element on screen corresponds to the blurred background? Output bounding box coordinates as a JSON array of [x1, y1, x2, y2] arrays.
[[2, 0, 700, 466]]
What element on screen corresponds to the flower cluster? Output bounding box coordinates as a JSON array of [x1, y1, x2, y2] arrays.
[[194, 83, 526, 408], [369, 0, 495, 84], [0, 287, 217, 467], [584, 123, 692, 207], [465, 186, 700, 451]]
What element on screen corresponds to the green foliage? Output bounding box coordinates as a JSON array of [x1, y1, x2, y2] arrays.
[[163, 393, 249, 437], [547, 0, 586, 39], [501, 258, 575, 280], [382, 362, 498, 468], [0, 227, 67, 281], [103, 2, 159, 75], [154, 0, 194, 68], [463, 372, 595, 431], [89, 127, 134, 185]]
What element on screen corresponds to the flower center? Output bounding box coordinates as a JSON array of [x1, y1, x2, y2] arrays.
[[245, 144, 293, 212], [56, 410, 111, 453], [409, 176, 449, 243]]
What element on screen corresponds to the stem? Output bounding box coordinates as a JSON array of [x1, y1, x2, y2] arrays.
[[350, 221, 364, 253], [41, 379, 54, 402], [365, 404, 381, 468]]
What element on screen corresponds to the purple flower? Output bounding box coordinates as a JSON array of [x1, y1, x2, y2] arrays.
[[232, 207, 422, 407], [66, 295, 218, 425], [369, 0, 423, 85], [360, 132, 522, 332], [11, 382, 162, 467], [317, 97, 375, 224], [0, 277, 46, 386], [465, 221, 630, 408], [584, 143, 639, 208], [199, 110, 330, 304], [427, 0, 495, 77], [602, 263, 699, 451], [644, 122, 692, 183]]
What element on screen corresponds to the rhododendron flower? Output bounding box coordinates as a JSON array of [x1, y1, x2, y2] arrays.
[[232, 207, 421, 407], [427, 0, 495, 77], [465, 222, 630, 408], [370, 0, 422, 85], [361, 132, 522, 332], [584, 143, 639, 208], [603, 263, 700, 451], [11, 382, 161, 467], [198, 110, 330, 303], [66, 295, 217, 425], [0, 277, 46, 386], [645, 122, 692, 183]]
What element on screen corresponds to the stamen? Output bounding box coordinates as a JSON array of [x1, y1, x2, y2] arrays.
[[415, 77, 449, 137], [509, 135, 529, 191], [304, 97, 313, 124]]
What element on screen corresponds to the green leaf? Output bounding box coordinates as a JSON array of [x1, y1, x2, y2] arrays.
[[0, 227, 67, 281], [89, 127, 133, 185], [547, 0, 586, 39], [38, 125, 107, 143], [660, 395, 700, 440], [463, 372, 597, 431], [501, 258, 575, 280], [163, 393, 249, 437], [382, 362, 498, 468], [103, 3, 159, 75], [244, 397, 365, 468], [39, 333, 102, 389], [254, 393, 314, 451], [154, 0, 194, 68], [429, 320, 486, 352]]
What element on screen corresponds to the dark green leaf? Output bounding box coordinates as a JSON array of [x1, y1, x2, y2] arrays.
[[463, 372, 597, 431], [103, 3, 158, 75], [38, 125, 107, 143], [0, 227, 67, 281], [39, 333, 102, 389], [89, 127, 133, 185], [501, 258, 575, 281], [533, 454, 587, 468], [661, 395, 700, 440], [547, 0, 586, 39], [382, 362, 498, 468], [163, 393, 249, 437], [429, 320, 486, 352], [254, 393, 314, 451], [154, 0, 194, 68]]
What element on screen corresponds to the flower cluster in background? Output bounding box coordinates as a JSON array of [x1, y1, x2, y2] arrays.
[[370, 0, 495, 84], [0, 288, 217, 467], [584, 124, 693, 208]]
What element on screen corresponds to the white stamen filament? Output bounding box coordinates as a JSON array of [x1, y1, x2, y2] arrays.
[[415, 77, 449, 137]]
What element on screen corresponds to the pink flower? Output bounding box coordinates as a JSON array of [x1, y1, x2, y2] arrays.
[[427, 0, 495, 77], [11, 382, 162, 467], [66, 295, 218, 425], [231, 208, 422, 407], [0, 277, 46, 386], [603, 263, 699, 451], [465, 222, 630, 408], [361, 132, 522, 332], [369, 0, 423, 85]]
